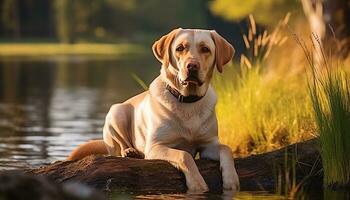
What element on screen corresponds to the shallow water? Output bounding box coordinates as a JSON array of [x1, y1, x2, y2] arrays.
[[115, 191, 285, 199]]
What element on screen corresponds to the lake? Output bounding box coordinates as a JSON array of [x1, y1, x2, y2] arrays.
[[0, 55, 300, 199]]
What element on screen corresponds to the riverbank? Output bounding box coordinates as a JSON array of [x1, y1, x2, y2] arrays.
[[0, 43, 146, 57]]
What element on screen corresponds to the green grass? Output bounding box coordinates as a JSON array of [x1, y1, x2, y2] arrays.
[[212, 14, 316, 156], [213, 64, 315, 155], [0, 43, 146, 56], [309, 67, 350, 187]]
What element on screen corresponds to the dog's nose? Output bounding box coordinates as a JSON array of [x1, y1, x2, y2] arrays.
[[186, 62, 199, 71]]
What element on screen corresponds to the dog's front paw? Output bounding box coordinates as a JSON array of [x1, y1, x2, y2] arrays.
[[223, 168, 240, 191], [122, 148, 144, 159], [186, 174, 209, 193]]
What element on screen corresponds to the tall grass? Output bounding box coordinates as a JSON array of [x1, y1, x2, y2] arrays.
[[296, 32, 350, 187], [214, 65, 314, 155], [310, 68, 350, 187], [214, 15, 315, 155], [308, 60, 350, 187]]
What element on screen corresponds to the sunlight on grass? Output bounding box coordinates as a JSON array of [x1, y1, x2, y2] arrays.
[[0, 43, 146, 56], [309, 68, 350, 187], [294, 32, 350, 187], [213, 14, 315, 155], [213, 65, 315, 155]]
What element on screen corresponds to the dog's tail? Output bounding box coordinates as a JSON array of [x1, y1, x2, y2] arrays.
[[67, 139, 108, 161]]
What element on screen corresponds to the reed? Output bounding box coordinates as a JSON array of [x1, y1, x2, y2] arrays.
[[309, 67, 350, 187], [296, 32, 350, 187]]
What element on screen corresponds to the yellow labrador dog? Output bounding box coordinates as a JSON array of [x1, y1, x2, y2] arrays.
[[68, 28, 240, 192]]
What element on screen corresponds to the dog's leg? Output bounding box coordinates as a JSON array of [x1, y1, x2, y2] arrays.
[[201, 144, 240, 191], [145, 144, 208, 192], [103, 129, 122, 156], [103, 104, 134, 156], [104, 125, 143, 158]]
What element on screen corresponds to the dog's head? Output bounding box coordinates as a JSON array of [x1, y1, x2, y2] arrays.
[[153, 28, 234, 97]]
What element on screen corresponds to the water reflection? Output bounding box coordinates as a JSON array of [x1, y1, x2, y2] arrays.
[[112, 191, 284, 200], [324, 188, 350, 199], [0, 55, 158, 170]]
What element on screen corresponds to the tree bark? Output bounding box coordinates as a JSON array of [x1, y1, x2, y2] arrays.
[[53, 0, 74, 43], [28, 138, 322, 193], [324, 0, 350, 58], [301, 0, 350, 59], [300, 0, 325, 68], [1, 0, 21, 38]]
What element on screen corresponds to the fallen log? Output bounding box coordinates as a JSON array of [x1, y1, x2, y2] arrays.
[[28, 138, 322, 193]]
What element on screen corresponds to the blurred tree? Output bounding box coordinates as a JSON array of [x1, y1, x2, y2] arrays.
[[53, 0, 74, 43], [71, 0, 207, 42], [0, 0, 208, 42], [301, 0, 350, 59], [1, 0, 21, 38], [210, 0, 350, 58], [324, 0, 350, 57], [209, 0, 298, 25]]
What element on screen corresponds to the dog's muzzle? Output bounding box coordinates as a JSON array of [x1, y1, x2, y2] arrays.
[[179, 60, 203, 86], [180, 75, 203, 86]]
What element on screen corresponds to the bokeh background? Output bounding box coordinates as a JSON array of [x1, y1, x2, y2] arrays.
[[0, 0, 306, 51]]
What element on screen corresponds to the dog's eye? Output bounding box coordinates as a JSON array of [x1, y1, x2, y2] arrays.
[[176, 45, 185, 52], [201, 46, 210, 53]]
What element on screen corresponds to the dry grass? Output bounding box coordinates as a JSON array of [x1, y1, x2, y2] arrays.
[[214, 14, 316, 156]]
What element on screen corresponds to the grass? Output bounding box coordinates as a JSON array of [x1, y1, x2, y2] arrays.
[[0, 43, 146, 57], [308, 57, 350, 187], [213, 14, 315, 156], [213, 65, 314, 155], [215, 13, 350, 189], [294, 31, 350, 187], [311, 69, 350, 187]]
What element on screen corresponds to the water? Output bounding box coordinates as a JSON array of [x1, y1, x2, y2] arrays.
[[0, 55, 158, 170], [115, 191, 284, 199], [0, 55, 289, 199]]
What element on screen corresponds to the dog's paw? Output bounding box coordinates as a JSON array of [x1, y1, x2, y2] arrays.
[[222, 168, 240, 191], [187, 181, 209, 193], [122, 148, 144, 159], [186, 174, 209, 193]]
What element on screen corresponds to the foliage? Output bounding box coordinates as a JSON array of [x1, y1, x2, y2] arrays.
[[0, 0, 207, 42], [209, 0, 298, 25]]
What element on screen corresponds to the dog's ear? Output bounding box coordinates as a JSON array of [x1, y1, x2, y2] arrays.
[[210, 30, 235, 73], [152, 28, 181, 67]]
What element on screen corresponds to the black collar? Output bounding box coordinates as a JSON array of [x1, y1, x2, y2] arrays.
[[166, 84, 204, 103]]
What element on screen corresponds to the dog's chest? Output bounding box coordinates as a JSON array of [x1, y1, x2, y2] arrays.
[[173, 104, 215, 141], [148, 78, 218, 142], [178, 110, 205, 132]]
